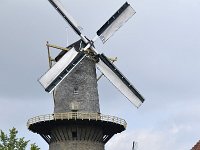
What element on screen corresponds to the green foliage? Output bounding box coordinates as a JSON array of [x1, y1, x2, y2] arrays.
[[30, 143, 40, 150], [0, 128, 40, 150]]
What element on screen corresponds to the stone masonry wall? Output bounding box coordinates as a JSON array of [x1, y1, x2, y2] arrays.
[[54, 57, 100, 113], [49, 141, 104, 150]]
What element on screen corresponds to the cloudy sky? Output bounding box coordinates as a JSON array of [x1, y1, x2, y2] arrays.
[[0, 0, 200, 149]]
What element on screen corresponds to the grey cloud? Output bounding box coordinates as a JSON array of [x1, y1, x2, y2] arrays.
[[0, 0, 200, 149]]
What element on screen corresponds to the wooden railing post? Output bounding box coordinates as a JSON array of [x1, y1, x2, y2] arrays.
[[27, 112, 126, 129]]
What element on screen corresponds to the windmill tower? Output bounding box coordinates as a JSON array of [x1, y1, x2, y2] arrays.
[[27, 0, 145, 150]]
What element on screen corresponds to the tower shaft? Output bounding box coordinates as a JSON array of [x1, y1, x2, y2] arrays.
[[54, 57, 100, 113], [49, 55, 104, 150]]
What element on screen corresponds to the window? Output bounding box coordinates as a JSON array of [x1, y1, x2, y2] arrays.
[[73, 86, 79, 95], [72, 131, 77, 138]]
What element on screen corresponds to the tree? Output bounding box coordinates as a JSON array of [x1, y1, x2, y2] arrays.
[[0, 128, 40, 150], [30, 144, 40, 150]]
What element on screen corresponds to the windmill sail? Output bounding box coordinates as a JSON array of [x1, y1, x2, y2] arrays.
[[96, 54, 144, 108], [48, 0, 83, 35], [96, 2, 136, 43], [39, 48, 86, 93]]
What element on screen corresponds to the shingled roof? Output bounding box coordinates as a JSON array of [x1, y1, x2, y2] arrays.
[[192, 140, 200, 150]]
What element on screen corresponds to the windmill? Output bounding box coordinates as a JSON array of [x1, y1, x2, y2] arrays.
[[27, 0, 145, 149]]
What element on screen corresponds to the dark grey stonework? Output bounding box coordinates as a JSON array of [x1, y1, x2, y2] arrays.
[[54, 57, 100, 113], [49, 141, 104, 150]]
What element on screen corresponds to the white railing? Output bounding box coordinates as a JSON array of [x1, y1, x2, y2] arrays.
[[27, 112, 127, 128]]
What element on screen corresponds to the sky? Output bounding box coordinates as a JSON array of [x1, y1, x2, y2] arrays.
[[0, 0, 200, 149]]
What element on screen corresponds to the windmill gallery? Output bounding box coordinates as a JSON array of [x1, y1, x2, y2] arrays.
[[27, 0, 145, 149]]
